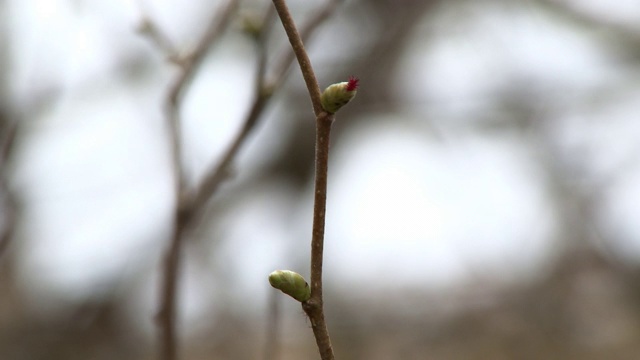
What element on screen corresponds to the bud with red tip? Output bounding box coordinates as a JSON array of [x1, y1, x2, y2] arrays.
[[320, 76, 359, 113]]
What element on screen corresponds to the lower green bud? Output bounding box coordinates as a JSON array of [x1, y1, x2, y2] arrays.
[[268, 270, 311, 302]]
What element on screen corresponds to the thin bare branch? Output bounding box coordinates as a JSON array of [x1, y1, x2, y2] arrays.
[[154, 1, 240, 360], [272, 0, 323, 116], [189, 0, 341, 218], [138, 17, 178, 59], [165, 0, 240, 191], [255, 5, 276, 93], [0, 119, 18, 259], [144, 0, 342, 359], [301, 111, 335, 360], [272, 0, 343, 85], [190, 93, 270, 213], [271, 1, 341, 359]]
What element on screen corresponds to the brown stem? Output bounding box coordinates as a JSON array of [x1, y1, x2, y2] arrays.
[[271, 0, 343, 86], [149, 0, 341, 358], [156, 205, 191, 360], [137, 17, 177, 58], [164, 0, 240, 191], [302, 112, 335, 360], [272, 0, 323, 116], [272, 1, 338, 359], [189, 0, 341, 223], [190, 93, 269, 213], [156, 2, 239, 360], [0, 119, 18, 259]]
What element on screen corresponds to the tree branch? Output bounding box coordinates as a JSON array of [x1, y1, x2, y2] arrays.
[[0, 118, 18, 259], [153, 2, 239, 360], [271, 0, 343, 87], [189, 0, 342, 221], [302, 111, 335, 360], [143, 0, 342, 358], [272, 1, 340, 359], [272, 0, 323, 116]]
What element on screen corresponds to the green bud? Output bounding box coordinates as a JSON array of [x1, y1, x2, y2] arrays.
[[320, 76, 359, 113], [240, 13, 262, 39], [268, 270, 311, 302]]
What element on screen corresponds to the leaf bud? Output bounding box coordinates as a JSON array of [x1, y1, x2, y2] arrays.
[[268, 270, 311, 302], [320, 76, 359, 113]]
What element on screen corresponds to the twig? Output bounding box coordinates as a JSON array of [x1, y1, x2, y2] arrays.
[[134, 0, 177, 59], [0, 119, 18, 259], [155, 2, 239, 360], [138, 17, 177, 59], [164, 0, 241, 191], [272, 0, 323, 116], [188, 5, 275, 214], [190, 0, 342, 219], [271, 0, 343, 85], [272, 1, 337, 359], [145, 0, 342, 358], [302, 111, 335, 360], [255, 5, 276, 93]]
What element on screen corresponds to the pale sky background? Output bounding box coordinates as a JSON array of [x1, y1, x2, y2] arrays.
[[5, 0, 640, 331]]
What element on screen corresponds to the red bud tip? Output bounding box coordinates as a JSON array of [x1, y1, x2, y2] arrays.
[[346, 76, 359, 92]]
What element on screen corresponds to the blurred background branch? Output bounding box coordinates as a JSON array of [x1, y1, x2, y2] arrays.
[[142, 1, 240, 359]]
